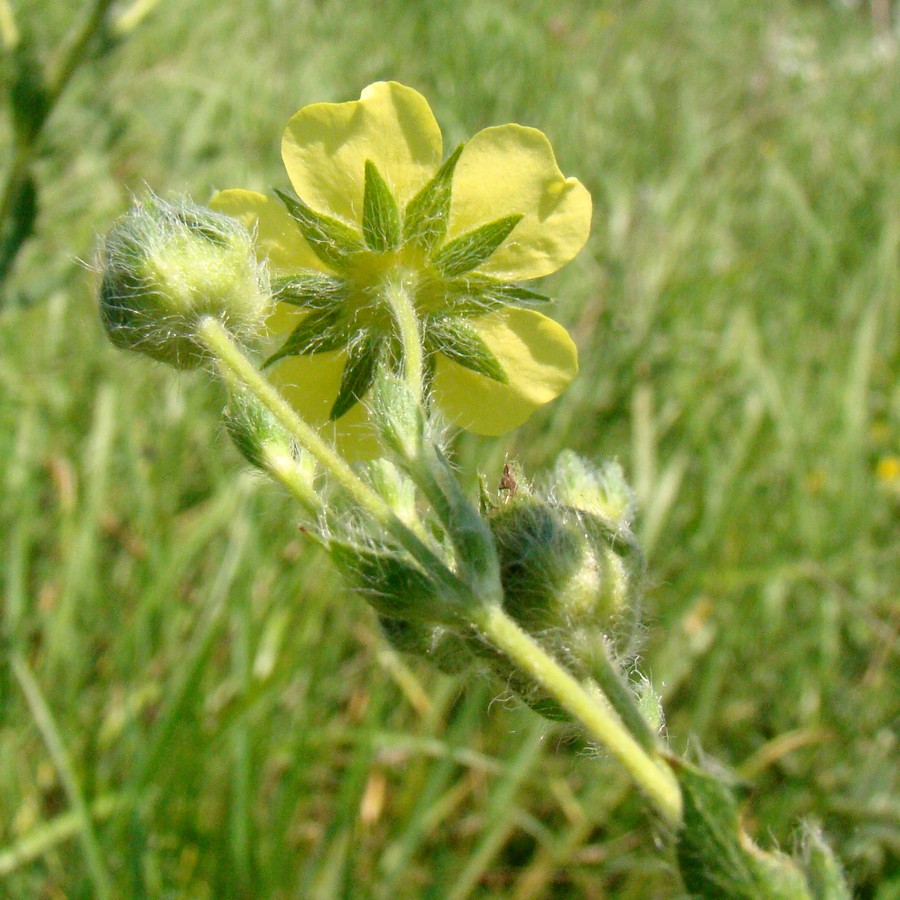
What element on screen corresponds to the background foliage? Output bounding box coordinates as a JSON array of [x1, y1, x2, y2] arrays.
[[1, 0, 897, 896]]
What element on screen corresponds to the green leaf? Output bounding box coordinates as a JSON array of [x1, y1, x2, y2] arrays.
[[8, 39, 50, 145], [362, 160, 400, 251], [0, 172, 38, 285], [272, 272, 347, 310], [427, 318, 508, 383], [264, 308, 347, 367], [675, 761, 814, 899], [432, 214, 523, 278], [275, 189, 364, 272], [402, 143, 464, 252], [330, 338, 382, 420], [675, 762, 757, 897], [799, 825, 852, 900]]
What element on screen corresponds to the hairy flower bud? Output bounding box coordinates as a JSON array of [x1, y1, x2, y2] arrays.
[[488, 452, 644, 661], [98, 194, 271, 368]]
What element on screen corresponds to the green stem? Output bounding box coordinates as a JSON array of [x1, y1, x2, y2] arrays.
[[564, 624, 659, 754], [0, 0, 117, 256], [46, 0, 118, 108], [383, 274, 424, 405], [469, 603, 683, 826], [197, 317, 462, 600]]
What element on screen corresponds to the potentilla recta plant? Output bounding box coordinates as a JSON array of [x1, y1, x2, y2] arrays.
[[97, 82, 850, 898]]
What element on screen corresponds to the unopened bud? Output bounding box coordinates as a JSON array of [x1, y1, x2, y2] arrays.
[[98, 194, 271, 368], [488, 452, 644, 660]]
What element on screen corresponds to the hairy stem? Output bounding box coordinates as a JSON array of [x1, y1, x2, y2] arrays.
[[469, 603, 683, 826], [197, 317, 462, 600], [383, 274, 424, 405]]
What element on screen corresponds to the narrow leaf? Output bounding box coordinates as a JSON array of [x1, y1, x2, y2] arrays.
[[272, 272, 347, 310], [330, 338, 381, 420], [427, 318, 508, 383], [0, 172, 37, 284], [275, 189, 363, 272], [9, 40, 50, 145], [402, 143, 464, 252], [674, 761, 812, 899], [362, 160, 400, 251], [432, 214, 523, 278], [264, 308, 347, 367], [675, 762, 756, 897]]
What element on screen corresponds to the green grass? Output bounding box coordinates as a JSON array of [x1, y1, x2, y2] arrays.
[[1, 0, 898, 896]]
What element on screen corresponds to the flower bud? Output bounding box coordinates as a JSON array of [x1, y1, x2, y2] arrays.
[[98, 194, 271, 368], [488, 452, 644, 660]]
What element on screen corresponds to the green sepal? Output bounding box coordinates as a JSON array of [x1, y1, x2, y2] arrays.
[[264, 308, 347, 367], [272, 272, 347, 310], [453, 274, 550, 308], [402, 143, 464, 252], [437, 274, 550, 319], [427, 318, 509, 383], [330, 337, 382, 420], [362, 160, 401, 251], [432, 214, 523, 277], [275, 189, 364, 272]]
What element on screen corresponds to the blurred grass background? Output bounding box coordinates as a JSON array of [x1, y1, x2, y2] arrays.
[[0, 0, 897, 896]]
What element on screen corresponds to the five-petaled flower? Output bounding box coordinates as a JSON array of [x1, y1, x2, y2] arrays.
[[212, 81, 591, 455]]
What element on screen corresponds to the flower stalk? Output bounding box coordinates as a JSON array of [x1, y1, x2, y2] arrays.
[[382, 273, 425, 406], [196, 316, 465, 604], [468, 603, 683, 826]]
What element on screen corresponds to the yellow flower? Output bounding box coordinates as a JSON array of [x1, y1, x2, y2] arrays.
[[876, 455, 900, 491], [212, 81, 591, 455]]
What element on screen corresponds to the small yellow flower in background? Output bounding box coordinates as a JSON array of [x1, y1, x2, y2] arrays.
[[876, 455, 900, 495], [212, 81, 591, 454]]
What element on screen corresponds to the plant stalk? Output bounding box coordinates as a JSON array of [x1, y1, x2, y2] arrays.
[[382, 274, 424, 405], [469, 603, 683, 826], [197, 317, 462, 599]]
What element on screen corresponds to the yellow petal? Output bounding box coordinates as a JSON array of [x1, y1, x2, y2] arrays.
[[281, 81, 443, 226], [432, 308, 578, 435], [448, 125, 592, 280], [211, 188, 326, 273], [268, 349, 382, 460]]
